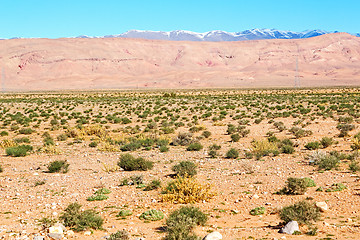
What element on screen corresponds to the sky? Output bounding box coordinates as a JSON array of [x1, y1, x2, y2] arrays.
[[0, 0, 359, 38]]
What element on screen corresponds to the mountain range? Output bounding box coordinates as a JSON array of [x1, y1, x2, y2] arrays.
[[1, 32, 360, 91], [75, 29, 360, 41]]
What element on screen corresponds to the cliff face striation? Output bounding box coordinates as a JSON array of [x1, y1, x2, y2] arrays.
[[0, 33, 360, 91]]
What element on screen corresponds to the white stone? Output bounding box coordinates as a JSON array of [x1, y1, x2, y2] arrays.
[[202, 231, 222, 240], [49, 226, 63, 235], [84, 231, 91, 236], [279, 221, 299, 235], [252, 194, 260, 199], [316, 202, 328, 212]]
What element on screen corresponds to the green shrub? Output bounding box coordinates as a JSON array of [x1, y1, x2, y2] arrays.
[[139, 209, 164, 221], [325, 183, 347, 192], [109, 230, 129, 240], [6, 144, 33, 157], [226, 148, 239, 159], [231, 134, 241, 142], [303, 177, 316, 187], [349, 160, 360, 172], [172, 161, 197, 177], [47, 160, 69, 173], [120, 141, 141, 151], [159, 145, 169, 152], [208, 150, 217, 158], [280, 201, 321, 225], [277, 177, 308, 195], [317, 155, 339, 171], [186, 142, 203, 151], [87, 194, 109, 201], [281, 144, 295, 154], [94, 188, 111, 195], [116, 210, 132, 218], [89, 141, 98, 148], [0, 131, 9, 136], [60, 202, 103, 231], [305, 141, 321, 150], [209, 144, 221, 150], [144, 179, 161, 191], [250, 207, 266, 216], [172, 132, 193, 146], [165, 206, 207, 240], [14, 137, 30, 143], [19, 128, 34, 135], [118, 154, 153, 171], [57, 133, 68, 141], [320, 137, 334, 148], [202, 131, 211, 138], [290, 127, 313, 138]]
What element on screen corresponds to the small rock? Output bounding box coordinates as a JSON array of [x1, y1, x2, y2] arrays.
[[48, 233, 63, 240], [33, 236, 45, 240], [84, 231, 92, 236], [65, 230, 74, 236], [316, 202, 328, 212], [202, 231, 222, 240], [279, 221, 299, 235], [49, 226, 63, 235], [323, 221, 330, 226], [252, 194, 259, 199]]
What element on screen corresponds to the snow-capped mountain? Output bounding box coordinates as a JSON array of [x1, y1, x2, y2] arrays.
[[93, 29, 357, 42]]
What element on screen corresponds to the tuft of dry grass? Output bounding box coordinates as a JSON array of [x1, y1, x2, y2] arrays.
[[161, 176, 216, 204]]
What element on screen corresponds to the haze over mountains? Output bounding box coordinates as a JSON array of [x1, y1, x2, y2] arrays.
[[78, 29, 360, 42], [0, 32, 359, 91]]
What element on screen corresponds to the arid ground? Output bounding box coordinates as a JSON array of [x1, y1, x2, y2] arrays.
[[0, 88, 360, 239]]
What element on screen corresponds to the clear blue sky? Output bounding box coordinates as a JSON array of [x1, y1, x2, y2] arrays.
[[0, 0, 359, 38]]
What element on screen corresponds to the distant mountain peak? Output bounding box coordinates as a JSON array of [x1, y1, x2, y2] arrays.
[[84, 29, 357, 42]]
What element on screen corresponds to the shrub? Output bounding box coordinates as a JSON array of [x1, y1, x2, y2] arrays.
[[159, 145, 169, 152], [57, 133, 68, 141], [325, 183, 347, 192], [202, 131, 211, 138], [231, 134, 241, 142], [19, 128, 34, 135], [281, 144, 295, 154], [47, 160, 69, 173], [351, 137, 360, 151], [144, 179, 161, 191], [109, 230, 129, 240], [87, 194, 109, 201], [165, 206, 207, 240], [118, 154, 153, 171], [251, 139, 279, 157], [6, 144, 33, 157], [209, 144, 221, 150], [303, 177, 316, 187], [120, 141, 141, 151], [94, 188, 111, 195], [116, 210, 133, 218], [186, 142, 203, 151], [349, 160, 360, 172], [0, 131, 9, 136], [172, 161, 197, 177], [290, 127, 313, 138], [60, 203, 103, 231], [250, 207, 266, 216], [320, 137, 334, 148], [139, 209, 164, 221], [274, 121, 286, 132], [89, 141, 98, 148], [305, 141, 321, 150], [337, 123, 355, 137], [14, 137, 30, 143], [161, 176, 215, 204], [226, 148, 239, 159], [208, 150, 217, 158], [0, 164, 3, 173], [277, 178, 308, 195], [317, 155, 339, 171], [172, 132, 193, 146], [280, 201, 321, 225]]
